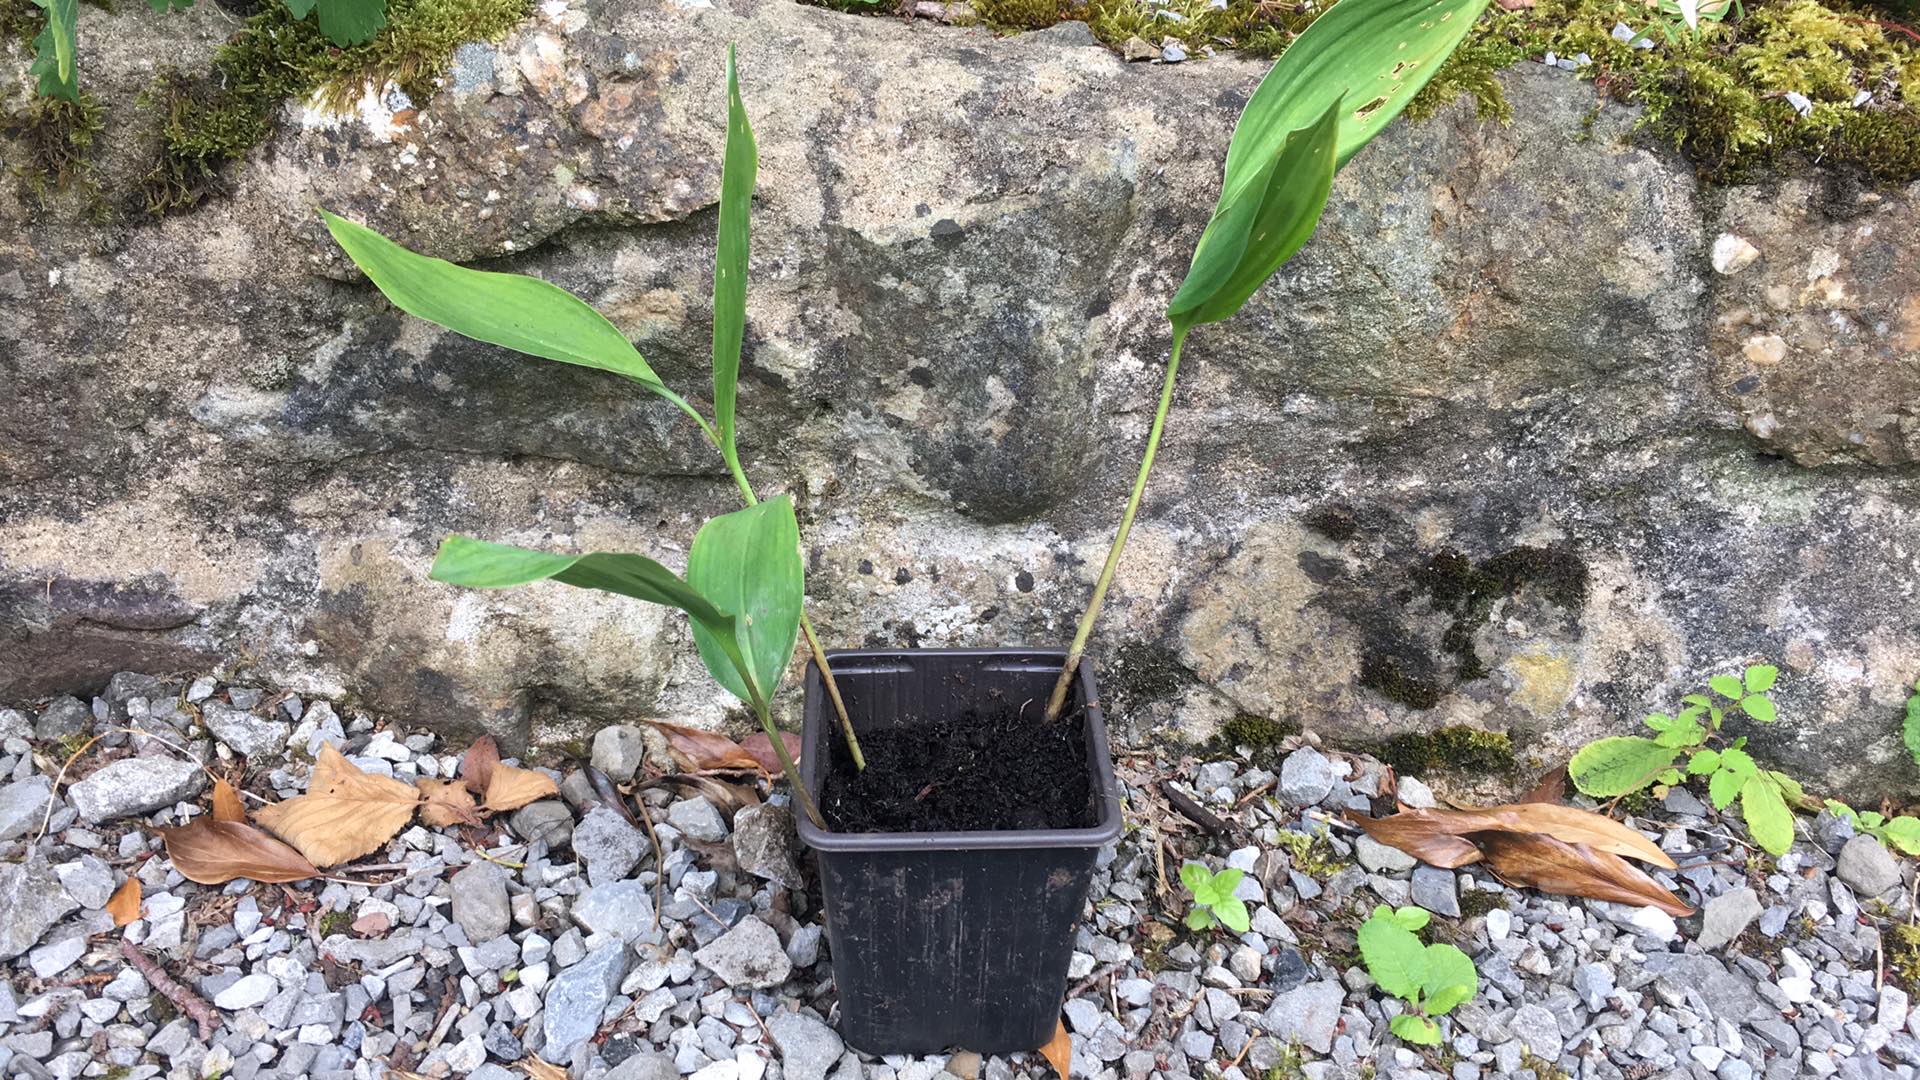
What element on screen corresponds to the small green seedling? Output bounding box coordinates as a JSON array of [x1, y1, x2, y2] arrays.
[[1358, 904, 1478, 1046], [1180, 863, 1250, 933], [1824, 801, 1920, 856], [1570, 664, 1806, 855], [1041, 0, 1492, 721]]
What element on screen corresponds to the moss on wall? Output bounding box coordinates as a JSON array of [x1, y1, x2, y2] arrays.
[[966, 0, 1920, 183]]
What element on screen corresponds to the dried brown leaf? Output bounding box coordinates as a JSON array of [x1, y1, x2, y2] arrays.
[[461, 735, 501, 797], [1038, 1018, 1072, 1079], [212, 779, 249, 823], [418, 778, 485, 828], [520, 1060, 570, 1080], [1350, 812, 1485, 868], [1521, 763, 1569, 805], [1350, 802, 1675, 869], [254, 744, 421, 868], [1470, 830, 1695, 916], [158, 818, 323, 884], [635, 774, 760, 819], [645, 720, 764, 773], [740, 731, 801, 777], [105, 876, 142, 926], [482, 764, 560, 814]]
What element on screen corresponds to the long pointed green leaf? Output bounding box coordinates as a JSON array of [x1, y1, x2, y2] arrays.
[[686, 497, 803, 705], [1174, 97, 1342, 329], [29, 0, 80, 102], [320, 210, 675, 397], [429, 536, 757, 703], [713, 44, 757, 480]]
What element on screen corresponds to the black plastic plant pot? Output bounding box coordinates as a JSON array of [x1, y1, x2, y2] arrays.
[[796, 648, 1123, 1056]]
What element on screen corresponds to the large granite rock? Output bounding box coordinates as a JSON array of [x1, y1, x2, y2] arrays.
[[1, 1, 1915, 792]]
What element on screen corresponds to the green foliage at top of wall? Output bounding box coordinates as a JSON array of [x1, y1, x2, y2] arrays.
[[964, 0, 1920, 183]]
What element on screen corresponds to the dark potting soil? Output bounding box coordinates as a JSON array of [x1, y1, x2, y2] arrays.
[[820, 706, 1097, 833]]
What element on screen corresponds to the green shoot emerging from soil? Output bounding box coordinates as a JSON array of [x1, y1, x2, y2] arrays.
[[1357, 904, 1478, 1046], [1180, 862, 1251, 932]]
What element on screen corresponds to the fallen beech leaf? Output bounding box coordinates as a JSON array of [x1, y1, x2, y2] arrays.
[[1350, 813, 1485, 868], [519, 1060, 569, 1080], [635, 774, 760, 819], [1351, 802, 1675, 869], [646, 720, 764, 773], [461, 735, 501, 797], [482, 764, 560, 814], [1038, 1018, 1071, 1079], [105, 877, 142, 926], [1470, 830, 1695, 917], [158, 818, 323, 884], [418, 778, 484, 828], [740, 731, 801, 776], [212, 779, 249, 823], [254, 744, 421, 867], [1521, 763, 1569, 805]]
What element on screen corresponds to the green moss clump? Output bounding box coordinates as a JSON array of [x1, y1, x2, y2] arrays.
[[1216, 713, 1300, 751], [1262, 1044, 1308, 1080], [1410, 544, 1588, 683], [4, 93, 105, 211], [137, 0, 530, 214], [1275, 825, 1342, 879], [1380, 725, 1517, 777], [318, 909, 354, 937], [1359, 653, 1447, 709], [1457, 888, 1507, 918]]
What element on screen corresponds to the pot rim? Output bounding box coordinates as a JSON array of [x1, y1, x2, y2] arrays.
[[796, 647, 1124, 852]]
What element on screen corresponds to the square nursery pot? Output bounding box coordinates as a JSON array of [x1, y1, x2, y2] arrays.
[[796, 648, 1123, 1056]]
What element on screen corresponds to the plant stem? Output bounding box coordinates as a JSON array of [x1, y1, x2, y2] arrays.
[[713, 440, 867, 771], [754, 693, 826, 829], [1044, 326, 1189, 722]]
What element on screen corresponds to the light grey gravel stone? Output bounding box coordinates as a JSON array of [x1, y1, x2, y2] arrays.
[[540, 941, 630, 1063], [1572, 963, 1615, 1011], [1509, 1004, 1564, 1062], [1410, 866, 1459, 917], [694, 917, 792, 989], [27, 935, 84, 979], [201, 702, 290, 758], [733, 803, 803, 889], [1395, 776, 1436, 808], [1355, 834, 1417, 874], [214, 974, 279, 1010], [67, 757, 205, 823], [0, 777, 52, 840], [1261, 980, 1344, 1054], [573, 805, 648, 885], [54, 855, 115, 909], [1837, 836, 1902, 896], [510, 800, 574, 850], [668, 797, 730, 842], [451, 860, 512, 943], [591, 725, 648, 783], [35, 697, 90, 741], [1278, 749, 1335, 807], [0, 857, 80, 960], [605, 1053, 680, 1080], [574, 879, 661, 944], [768, 1011, 843, 1080], [1698, 887, 1764, 951]]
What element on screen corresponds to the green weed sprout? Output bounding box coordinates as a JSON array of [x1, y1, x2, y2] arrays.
[[1358, 904, 1478, 1046], [321, 47, 868, 773], [1041, 0, 1493, 722], [1179, 862, 1250, 932]]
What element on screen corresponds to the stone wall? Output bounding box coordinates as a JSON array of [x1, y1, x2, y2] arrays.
[[3, 0, 1917, 794]]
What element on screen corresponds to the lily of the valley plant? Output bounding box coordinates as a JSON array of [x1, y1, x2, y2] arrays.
[[1043, 0, 1494, 721], [322, 48, 865, 817]]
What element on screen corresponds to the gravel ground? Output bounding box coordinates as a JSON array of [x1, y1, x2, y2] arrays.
[[0, 671, 1911, 1080]]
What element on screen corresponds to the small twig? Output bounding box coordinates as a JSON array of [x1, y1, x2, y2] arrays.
[[120, 940, 219, 1041], [1233, 780, 1276, 810], [635, 799, 666, 932], [1158, 780, 1228, 836], [1221, 1028, 1257, 1073], [1067, 962, 1124, 1000], [1168, 988, 1207, 1023], [1838, 14, 1920, 42], [1221, 986, 1275, 997]]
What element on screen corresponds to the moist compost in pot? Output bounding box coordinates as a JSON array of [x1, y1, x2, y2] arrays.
[[797, 648, 1122, 1056]]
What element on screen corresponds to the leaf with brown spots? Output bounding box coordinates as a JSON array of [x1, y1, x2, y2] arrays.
[[418, 778, 484, 828], [158, 818, 324, 884], [254, 744, 421, 867], [481, 764, 559, 814], [460, 735, 501, 797], [105, 877, 142, 926], [212, 779, 249, 823], [1038, 1018, 1072, 1079], [1470, 830, 1695, 916]]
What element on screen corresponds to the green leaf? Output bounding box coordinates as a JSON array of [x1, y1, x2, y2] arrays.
[[1643, 712, 1673, 732], [1568, 737, 1679, 798], [1686, 749, 1720, 775], [1825, 800, 1857, 826], [1390, 1013, 1441, 1046], [1358, 912, 1428, 1000], [1744, 664, 1777, 693], [29, 0, 79, 102], [1708, 766, 1742, 810], [1168, 0, 1490, 329], [319, 211, 689, 410], [1739, 774, 1794, 856], [1391, 906, 1430, 932], [1880, 817, 1920, 856], [1420, 943, 1477, 1015], [1180, 862, 1211, 897], [427, 536, 751, 696], [1740, 695, 1777, 723], [1709, 674, 1744, 699], [1654, 715, 1706, 748], [712, 44, 756, 481], [286, 0, 387, 46], [1861, 811, 1886, 830], [1207, 868, 1245, 904], [1767, 770, 1807, 807], [1682, 694, 1712, 708], [1186, 906, 1217, 931], [1214, 897, 1251, 933], [1656, 768, 1683, 786], [1719, 746, 1756, 776], [686, 497, 804, 706], [147, 0, 193, 10]]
